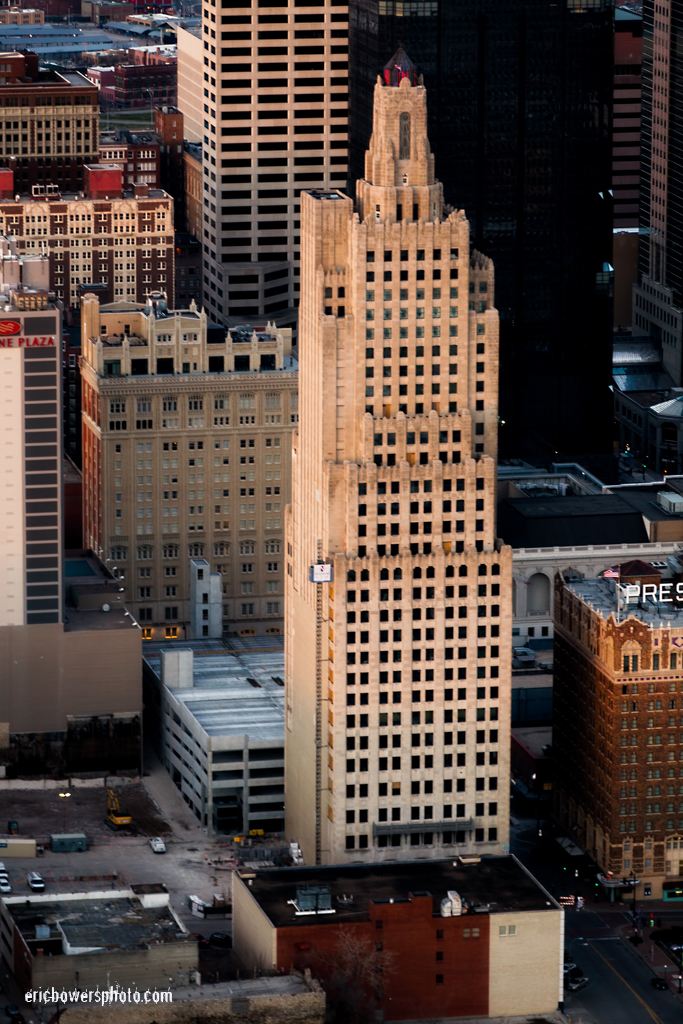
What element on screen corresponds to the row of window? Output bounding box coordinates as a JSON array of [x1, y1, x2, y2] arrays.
[[346, 830, 496, 851], [624, 653, 683, 671], [346, 752, 499, 772], [347, 687, 499, 706], [346, 667, 499, 686], [346, 776, 498, 799]]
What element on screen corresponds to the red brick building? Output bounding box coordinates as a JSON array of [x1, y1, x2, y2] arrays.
[[233, 858, 562, 1021], [554, 570, 683, 901], [99, 129, 161, 188], [0, 165, 174, 308], [113, 62, 176, 109]]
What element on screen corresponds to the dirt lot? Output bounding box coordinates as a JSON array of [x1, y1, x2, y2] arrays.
[[0, 783, 171, 842]]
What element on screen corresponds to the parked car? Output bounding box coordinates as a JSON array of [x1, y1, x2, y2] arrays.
[[0, 879, 12, 894], [567, 976, 589, 992], [563, 962, 577, 974], [27, 871, 44, 891], [651, 977, 669, 990], [209, 932, 232, 949], [149, 837, 166, 854]]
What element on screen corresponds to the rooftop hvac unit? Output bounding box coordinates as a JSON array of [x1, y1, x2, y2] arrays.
[[657, 491, 683, 515], [440, 890, 462, 917]]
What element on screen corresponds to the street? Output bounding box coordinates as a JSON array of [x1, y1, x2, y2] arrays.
[[565, 937, 682, 1024], [511, 814, 683, 1024]]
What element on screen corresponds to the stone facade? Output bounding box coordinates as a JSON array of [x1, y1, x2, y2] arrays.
[[554, 572, 683, 898], [80, 294, 297, 638], [285, 69, 511, 864]]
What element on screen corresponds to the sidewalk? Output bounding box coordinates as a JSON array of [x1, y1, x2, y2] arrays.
[[141, 740, 208, 840], [618, 920, 683, 999]]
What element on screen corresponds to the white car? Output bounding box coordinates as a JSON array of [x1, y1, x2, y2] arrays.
[[149, 837, 166, 854], [0, 880, 11, 894]]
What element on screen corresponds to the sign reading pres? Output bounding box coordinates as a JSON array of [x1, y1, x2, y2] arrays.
[[309, 563, 333, 584], [620, 582, 683, 604], [0, 336, 55, 348]]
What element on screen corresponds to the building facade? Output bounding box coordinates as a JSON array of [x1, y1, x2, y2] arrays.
[[613, 7, 642, 327], [0, 9, 44, 24], [554, 569, 683, 900], [113, 62, 177, 109], [178, 0, 348, 324], [99, 128, 161, 188], [0, 52, 98, 194], [349, 1, 614, 467], [633, 0, 683, 383], [285, 70, 512, 865], [233, 858, 563, 1021], [144, 645, 285, 831], [0, 165, 174, 308], [80, 293, 298, 639]]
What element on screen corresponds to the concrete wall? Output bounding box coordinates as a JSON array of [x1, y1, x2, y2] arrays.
[[30, 941, 198, 995], [36, 983, 325, 1024], [232, 873, 277, 972], [487, 909, 563, 1016]]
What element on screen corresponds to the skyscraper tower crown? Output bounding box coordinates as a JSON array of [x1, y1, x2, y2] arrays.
[[285, 75, 511, 866]]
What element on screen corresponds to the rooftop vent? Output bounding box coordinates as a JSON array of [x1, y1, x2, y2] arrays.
[[336, 893, 354, 907], [657, 491, 683, 515], [440, 890, 462, 918], [247, 677, 261, 688], [289, 884, 335, 916], [458, 855, 481, 866]]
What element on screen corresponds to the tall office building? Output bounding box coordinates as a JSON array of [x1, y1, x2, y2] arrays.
[[349, 1, 614, 467], [633, 0, 683, 384], [0, 248, 141, 775], [80, 293, 298, 639], [285, 67, 511, 865], [183, 0, 348, 325]]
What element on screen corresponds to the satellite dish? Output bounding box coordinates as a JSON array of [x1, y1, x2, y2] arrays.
[[101, 603, 111, 613]]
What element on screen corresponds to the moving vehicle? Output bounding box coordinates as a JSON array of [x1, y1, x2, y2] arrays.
[[149, 837, 166, 854], [27, 871, 44, 891], [651, 977, 669, 990], [106, 787, 132, 828], [209, 932, 232, 949]]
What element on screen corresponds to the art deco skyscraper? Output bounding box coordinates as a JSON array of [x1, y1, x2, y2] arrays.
[[285, 59, 512, 865]]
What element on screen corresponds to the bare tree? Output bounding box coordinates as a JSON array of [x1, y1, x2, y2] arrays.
[[315, 928, 398, 1024]]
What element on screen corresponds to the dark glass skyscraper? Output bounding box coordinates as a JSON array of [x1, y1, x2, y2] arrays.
[[349, 0, 615, 467]]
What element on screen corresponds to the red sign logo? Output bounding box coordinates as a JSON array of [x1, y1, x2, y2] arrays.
[[0, 320, 21, 335]]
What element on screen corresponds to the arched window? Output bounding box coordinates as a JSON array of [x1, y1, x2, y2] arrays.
[[527, 573, 550, 614], [413, 567, 422, 579], [426, 566, 435, 579], [380, 568, 389, 580], [459, 565, 468, 577], [393, 568, 402, 580], [361, 569, 370, 581], [347, 570, 356, 582], [399, 112, 410, 159], [446, 566, 454, 578], [478, 564, 488, 576]]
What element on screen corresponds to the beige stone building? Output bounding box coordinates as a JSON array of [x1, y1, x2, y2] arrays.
[[285, 64, 512, 865], [80, 293, 298, 638]]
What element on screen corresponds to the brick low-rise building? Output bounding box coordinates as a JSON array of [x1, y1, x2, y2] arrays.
[[99, 128, 161, 188], [0, 164, 174, 308], [233, 857, 563, 1022], [554, 566, 683, 900], [114, 62, 177, 109]]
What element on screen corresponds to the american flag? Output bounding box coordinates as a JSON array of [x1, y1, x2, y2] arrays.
[[604, 568, 620, 579]]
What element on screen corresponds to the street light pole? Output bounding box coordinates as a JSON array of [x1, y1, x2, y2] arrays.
[[630, 870, 637, 924]]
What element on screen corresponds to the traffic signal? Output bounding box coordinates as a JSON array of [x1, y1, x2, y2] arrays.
[[650, 913, 655, 927]]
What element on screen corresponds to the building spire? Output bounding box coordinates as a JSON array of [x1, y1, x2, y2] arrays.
[[383, 45, 418, 88]]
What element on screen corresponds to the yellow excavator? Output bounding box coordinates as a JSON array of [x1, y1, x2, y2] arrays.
[[106, 788, 132, 828]]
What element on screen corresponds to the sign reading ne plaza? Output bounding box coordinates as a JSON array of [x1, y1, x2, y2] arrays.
[[0, 336, 56, 347]]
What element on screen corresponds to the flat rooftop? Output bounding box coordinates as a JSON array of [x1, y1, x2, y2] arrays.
[[498, 494, 650, 548], [63, 551, 138, 634], [241, 857, 557, 929], [565, 576, 683, 627], [4, 892, 187, 952], [144, 643, 285, 742], [511, 726, 552, 758]]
